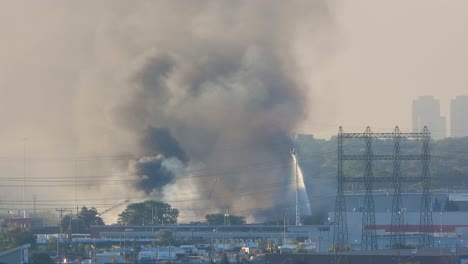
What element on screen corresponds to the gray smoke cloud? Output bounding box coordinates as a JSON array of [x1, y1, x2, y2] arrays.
[[0, 1, 334, 223], [114, 44, 300, 219]]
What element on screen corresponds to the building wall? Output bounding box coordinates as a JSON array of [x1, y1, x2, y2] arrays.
[[328, 211, 468, 250], [265, 251, 468, 264], [328, 191, 468, 250], [0, 251, 21, 264], [0, 245, 28, 264]]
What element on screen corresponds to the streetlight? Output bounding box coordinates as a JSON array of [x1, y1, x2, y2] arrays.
[[191, 228, 194, 245], [7, 210, 12, 226], [123, 229, 127, 261], [209, 229, 215, 262], [317, 228, 321, 252], [283, 213, 286, 246], [440, 212, 444, 239]]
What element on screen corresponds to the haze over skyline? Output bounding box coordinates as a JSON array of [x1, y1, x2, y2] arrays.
[[300, 0, 468, 138], [0, 1, 467, 223]]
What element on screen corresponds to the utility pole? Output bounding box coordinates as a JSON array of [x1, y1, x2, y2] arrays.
[[225, 208, 230, 226], [76, 206, 79, 234], [223, 208, 228, 254], [74, 160, 77, 215], [33, 195, 36, 218], [283, 212, 286, 246], [23, 138, 27, 218], [56, 208, 68, 260]]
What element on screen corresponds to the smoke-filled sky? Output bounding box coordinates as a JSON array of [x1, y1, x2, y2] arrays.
[[0, 0, 467, 223]]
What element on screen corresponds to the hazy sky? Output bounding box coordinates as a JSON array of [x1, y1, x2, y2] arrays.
[[0, 1, 467, 222], [302, 0, 468, 138]]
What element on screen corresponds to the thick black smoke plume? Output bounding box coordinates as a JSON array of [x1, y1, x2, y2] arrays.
[[132, 155, 174, 194], [141, 127, 188, 164], [130, 127, 188, 194]]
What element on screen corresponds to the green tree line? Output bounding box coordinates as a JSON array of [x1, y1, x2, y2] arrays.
[[295, 135, 468, 190]]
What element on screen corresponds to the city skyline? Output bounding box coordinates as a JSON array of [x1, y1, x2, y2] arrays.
[[297, 0, 468, 138]]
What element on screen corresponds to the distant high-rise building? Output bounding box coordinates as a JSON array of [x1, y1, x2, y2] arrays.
[[412, 96, 446, 140], [450, 95, 468, 138]]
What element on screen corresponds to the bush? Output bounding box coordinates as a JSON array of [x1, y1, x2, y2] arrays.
[[29, 252, 55, 264]]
